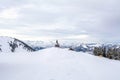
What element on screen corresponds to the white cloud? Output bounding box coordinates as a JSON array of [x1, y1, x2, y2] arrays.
[[0, 8, 20, 19], [0, 0, 120, 42], [0, 29, 57, 41], [0, 4, 34, 20], [66, 34, 89, 39], [0, 29, 18, 36]]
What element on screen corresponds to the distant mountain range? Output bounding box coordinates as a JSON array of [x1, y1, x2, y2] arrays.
[[25, 40, 120, 53], [25, 40, 102, 52], [0, 36, 120, 53]]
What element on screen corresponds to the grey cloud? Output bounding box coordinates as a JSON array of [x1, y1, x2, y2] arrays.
[[0, 0, 120, 42]]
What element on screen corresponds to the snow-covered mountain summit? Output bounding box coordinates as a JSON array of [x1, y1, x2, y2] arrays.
[[0, 36, 35, 53]]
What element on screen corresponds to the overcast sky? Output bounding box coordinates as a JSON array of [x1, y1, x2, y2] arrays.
[[0, 0, 120, 42]]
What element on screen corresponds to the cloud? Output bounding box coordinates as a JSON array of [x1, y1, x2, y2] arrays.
[[0, 0, 120, 42], [0, 8, 20, 19], [66, 34, 89, 39]]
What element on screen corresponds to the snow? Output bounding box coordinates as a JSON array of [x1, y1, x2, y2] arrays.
[[0, 36, 14, 52], [25, 40, 90, 48], [0, 47, 120, 80], [0, 36, 34, 52]]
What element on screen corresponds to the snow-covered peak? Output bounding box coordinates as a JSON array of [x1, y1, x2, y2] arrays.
[[0, 36, 35, 53]]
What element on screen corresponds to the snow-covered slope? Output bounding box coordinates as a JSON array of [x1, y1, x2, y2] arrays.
[[0, 36, 35, 53], [0, 47, 120, 80]]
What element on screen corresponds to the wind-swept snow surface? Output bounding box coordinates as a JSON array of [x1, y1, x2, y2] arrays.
[[0, 47, 120, 80]]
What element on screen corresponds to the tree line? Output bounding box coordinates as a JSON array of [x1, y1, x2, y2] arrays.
[[93, 46, 120, 60]]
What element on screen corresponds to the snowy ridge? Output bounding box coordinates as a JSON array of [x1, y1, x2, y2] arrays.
[[0, 36, 35, 53], [0, 47, 120, 80]]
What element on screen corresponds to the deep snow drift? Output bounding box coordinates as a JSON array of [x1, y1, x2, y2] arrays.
[[0, 47, 120, 80]]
